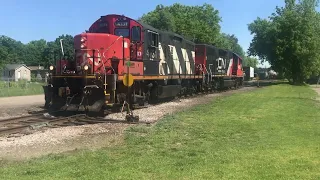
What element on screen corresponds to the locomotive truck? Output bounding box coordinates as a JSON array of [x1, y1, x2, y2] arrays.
[[43, 14, 244, 115]]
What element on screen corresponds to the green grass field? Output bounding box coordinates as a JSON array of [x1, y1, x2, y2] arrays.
[[0, 81, 44, 97], [0, 84, 319, 179]]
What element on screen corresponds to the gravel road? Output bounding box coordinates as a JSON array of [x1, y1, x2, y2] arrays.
[[0, 87, 257, 161]]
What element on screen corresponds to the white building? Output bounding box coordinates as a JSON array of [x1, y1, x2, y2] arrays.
[[1, 64, 31, 81]]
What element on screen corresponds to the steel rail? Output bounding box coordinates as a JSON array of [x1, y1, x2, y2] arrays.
[[0, 114, 44, 124], [0, 114, 150, 136], [0, 110, 64, 125], [0, 114, 85, 136]]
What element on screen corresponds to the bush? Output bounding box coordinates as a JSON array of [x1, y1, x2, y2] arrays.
[[31, 73, 37, 82], [17, 79, 27, 88], [0, 81, 7, 88], [9, 81, 18, 88]]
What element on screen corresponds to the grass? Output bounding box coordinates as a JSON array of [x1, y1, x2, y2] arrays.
[[0, 81, 44, 97], [0, 84, 320, 179]]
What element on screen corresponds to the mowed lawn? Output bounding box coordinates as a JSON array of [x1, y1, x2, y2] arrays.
[[1, 84, 319, 179]]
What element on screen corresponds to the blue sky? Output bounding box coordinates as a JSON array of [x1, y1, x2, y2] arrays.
[[0, 0, 287, 67]]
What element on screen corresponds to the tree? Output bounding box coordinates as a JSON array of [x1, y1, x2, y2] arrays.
[[138, 5, 176, 32], [220, 33, 245, 58], [25, 34, 74, 68], [139, 3, 222, 45], [243, 56, 259, 68], [0, 35, 25, 66], [0, 46, 8, 68], [42, 41, 57, 68], [24, 39, 47, 66], [248, 0, 320, 84], [0, 34, 74, 70]]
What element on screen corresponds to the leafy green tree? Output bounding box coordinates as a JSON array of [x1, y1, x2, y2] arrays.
[[139, 3, 222, 45], [24, 39, 47, 66], [42, 41, 57, 68], [243, 56, 259, 68], [0, 35, 25, 66], [221, 33, 245, 58], [0, 34, 74, 70], [138, 5, 176, 32], [248, 0, 320, 84], [0, 46, 8, 68]]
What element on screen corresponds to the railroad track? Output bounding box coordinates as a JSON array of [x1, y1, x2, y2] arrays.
[[0, 80, 280, 137], [0, 89, 218, 137], [0, 113, 149, 137]]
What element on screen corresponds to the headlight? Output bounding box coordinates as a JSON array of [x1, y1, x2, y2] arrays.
[[49, 65, 54, 70], [84, 65, 89, 71]]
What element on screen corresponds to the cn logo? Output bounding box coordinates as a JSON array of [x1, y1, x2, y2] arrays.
[[216, 57, 226, 70]]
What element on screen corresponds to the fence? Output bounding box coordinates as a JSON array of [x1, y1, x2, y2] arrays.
[[0, 77, 47, 97]]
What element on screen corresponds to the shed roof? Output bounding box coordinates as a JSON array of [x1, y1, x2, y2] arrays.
[[29, 66, 44, 71], [4, 64, 30, 70]]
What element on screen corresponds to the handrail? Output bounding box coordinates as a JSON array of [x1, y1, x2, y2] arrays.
[[203, 64, 211, 84]]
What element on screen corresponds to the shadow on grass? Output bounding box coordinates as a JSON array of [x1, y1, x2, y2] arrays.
[[244, 80, 289, 87], [272, 96, 320, 103]]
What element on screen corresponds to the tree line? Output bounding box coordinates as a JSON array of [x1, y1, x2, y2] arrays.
[[248, 0, 320, 84], [0, 34, 74, 69], [0, 3, 260, 70]]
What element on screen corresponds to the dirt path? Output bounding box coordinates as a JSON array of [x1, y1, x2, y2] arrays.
[[0, 95, 44, 108], [0, 95, 44, 118], [0, 87, 257, 161], [311, 85, 320, 100]]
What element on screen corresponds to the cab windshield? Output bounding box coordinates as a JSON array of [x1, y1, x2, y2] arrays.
[[115, 28, 129, 38]]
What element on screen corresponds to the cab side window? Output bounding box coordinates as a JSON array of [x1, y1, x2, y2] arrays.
[[131, 26, 141, 42], [148, 31, 159, 47]]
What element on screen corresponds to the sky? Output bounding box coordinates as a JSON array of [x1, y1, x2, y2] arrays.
[[0, 0, 288, 67]]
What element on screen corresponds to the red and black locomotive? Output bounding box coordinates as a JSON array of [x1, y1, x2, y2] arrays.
[[44, 14, 244, 114]]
